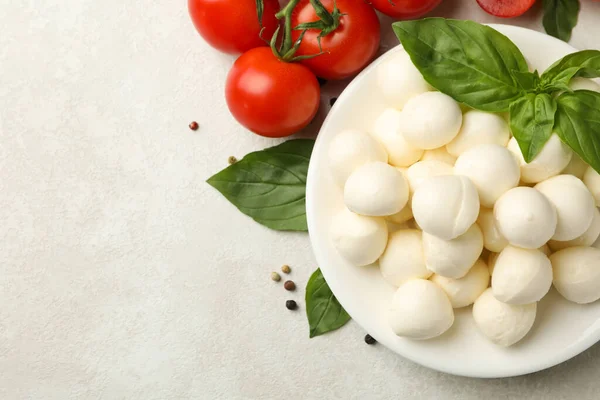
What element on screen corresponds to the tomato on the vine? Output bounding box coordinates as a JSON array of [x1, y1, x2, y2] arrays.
[[188, 0, 280, 54], [225, 47, 321, 138], [369, 0, 442, 19], [291, 0, 381, 80]]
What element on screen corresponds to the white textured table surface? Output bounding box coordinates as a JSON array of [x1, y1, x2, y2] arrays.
[[2, 0, 600, 398]]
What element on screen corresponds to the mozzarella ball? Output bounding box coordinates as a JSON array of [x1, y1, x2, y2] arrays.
[[535, 174, 595, 241], [507, 136, 572, 184], [477, 208, 508, 253], [562, 153, 589, 179], [472, 289, 537, 347], [423, 224, 484, 279], [421, 147, 457, 165], [412, 175, 480, 240], [551, 246, 600, 304], [569, 77, 600, 92], [329, 129, 388, 186], [401, 92, 463, 150], [379, 229, 431, 286], [446, 110, 510, 157], [494, 187, 557, 249], [405, 160, 454, 193], [492, 246, 553, 305], [372, 108, 423, 167], [583, 166, 600, 206], [386, 204, 413, 225], [330, 208, 388, 266], [377, 51, 431, 109], [431, 259, 490, 308], [344, 162, 409, 216], [488, 252, 499, 275], [549, 208, 600, 251], [454, 144, 520, 208], [388, 279, 454, 340]]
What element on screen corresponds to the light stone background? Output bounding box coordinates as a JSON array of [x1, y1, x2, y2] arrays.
[[2, 0, 600, 398]]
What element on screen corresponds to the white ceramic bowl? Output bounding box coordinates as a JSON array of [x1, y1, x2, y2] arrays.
[[306, 25, 600, 378]]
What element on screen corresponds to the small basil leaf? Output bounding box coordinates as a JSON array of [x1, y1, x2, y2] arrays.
[[541, 50, 600, 86], [542, 0, 580, 42], [393, 18, 528, 112], [509, 93, 557, 162], [555, 90, 600, 174], [512, 70, 540, 91], [206, 139, 314, 231], [540, 66, 580, 92], [306, 268, 350, 338]]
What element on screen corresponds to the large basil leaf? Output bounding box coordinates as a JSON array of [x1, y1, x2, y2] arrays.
[[542, 0, 580, 42], [554, 90, 600, 173], [541, 50, 600, 87], [509, 93, 557, 162], [206, 139, 314, 231], [306, 268, 350, 338], [393, 18, 528, 112]]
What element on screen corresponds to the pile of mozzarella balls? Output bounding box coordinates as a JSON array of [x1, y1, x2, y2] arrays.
[[328, 50, 600, 347]]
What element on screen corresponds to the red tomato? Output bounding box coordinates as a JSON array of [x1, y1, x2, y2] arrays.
[[369, 0, 442, 19], [188, 0, 280, 54], [291, 0, 381, 80], [476, 0, 536, 18], [225, 47, 321, 138]]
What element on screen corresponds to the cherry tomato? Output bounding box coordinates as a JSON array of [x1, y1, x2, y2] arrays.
[[225, 47, 321, 138], [188, 0, 280, 54], [476, 0, 536, 18], [291, 0, 380, 80], [369, 0, 442, 19]]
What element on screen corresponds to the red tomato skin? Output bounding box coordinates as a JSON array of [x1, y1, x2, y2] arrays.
[[188, 0, 280, 55], [225, 47, 321, 138], [476, 0, 536, 18], [369, 0, 442, 19], [291, 0, 381, 80]]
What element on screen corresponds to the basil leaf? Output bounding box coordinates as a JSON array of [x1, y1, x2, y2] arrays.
[[392, 18, 528, 112], [306, 268, 350, 338], [512, 70, 540, 91], [206, 139, 314, 231], [540, 66, 580, 92], [554, 90, 600, 173], [509, 93, 557, 162], [542, 0, 580, 42], [541, 50, 600, 87]]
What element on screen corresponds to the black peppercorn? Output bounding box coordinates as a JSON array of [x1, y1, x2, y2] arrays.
[[364, 334, 376, 345], [286, 300, 297, 310]]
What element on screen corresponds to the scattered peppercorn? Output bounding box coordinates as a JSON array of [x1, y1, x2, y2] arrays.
[[329, 97, 338, 107], [284, 280, 296, 291], [228, 156, 238, 165], [317, 77, 328, 86], [189, 121, 199, 131], [270, 272, 281, 282], [364, 334, 376, 345], [281, 264, 291, 274], [286, 300, 297, 310]]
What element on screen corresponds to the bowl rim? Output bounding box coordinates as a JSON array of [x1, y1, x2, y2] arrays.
[[305, 23, 598, 378]]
